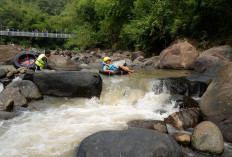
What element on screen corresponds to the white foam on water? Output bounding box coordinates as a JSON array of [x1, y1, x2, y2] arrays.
[[0, 74, 179, 157], [0, 83, 3, 93]]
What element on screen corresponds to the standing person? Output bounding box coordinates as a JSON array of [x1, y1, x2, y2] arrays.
[[35, 49, 53, 70], [102, 57, 134, 74]]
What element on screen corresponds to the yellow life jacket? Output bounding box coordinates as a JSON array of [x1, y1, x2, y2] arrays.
[[35, 54, 47, 68]]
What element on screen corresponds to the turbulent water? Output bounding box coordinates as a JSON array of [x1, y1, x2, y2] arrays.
[[0, 69, 231, 157]]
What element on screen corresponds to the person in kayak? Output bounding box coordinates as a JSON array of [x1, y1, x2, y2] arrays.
[[102, 57, 134, 74]]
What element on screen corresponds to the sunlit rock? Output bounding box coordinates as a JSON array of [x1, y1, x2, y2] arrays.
[[191, 121, 224, 154]]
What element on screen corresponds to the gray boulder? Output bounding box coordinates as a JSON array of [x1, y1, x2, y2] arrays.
[[23, 71, 102, 98], [153, 75, 212, 97], [77, 128, 182, 157], [200, 63, 232, 142], [192, 45, 232, 76], [0, 87, 27, 108], [157, 40, 199, 69], [6, 80, 42, 100], [191, 121, 224, 154]]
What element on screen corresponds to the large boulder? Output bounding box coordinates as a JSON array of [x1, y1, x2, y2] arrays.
[[6, 80, 42, 100], [48, 55, 82, 71], [200, 63, 232, 142], [0, 45, 21, 64], [23, 71, 102, 98], [191, 121, 224, 154], [0, 87, 27, 108], [77, 128, 182, 157], [157, 40, 199, 69], [153, 75, 212, 97], [131, 51, 145, 61], [192, 45, 232, 76]]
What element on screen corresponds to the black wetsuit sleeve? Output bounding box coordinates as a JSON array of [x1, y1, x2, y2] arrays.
[[42, 57, 51, 69]]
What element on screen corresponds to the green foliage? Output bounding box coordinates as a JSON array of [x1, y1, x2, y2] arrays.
[[0, 0, 231, 53], [65, 24, 97, 50]]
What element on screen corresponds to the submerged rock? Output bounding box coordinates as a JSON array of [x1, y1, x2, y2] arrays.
[[23, 71, 102, 98], [191, 121, 224, 154], [77, 128, 182, 157], [127, 120, 168, 133], [0, 111, 19, 120]]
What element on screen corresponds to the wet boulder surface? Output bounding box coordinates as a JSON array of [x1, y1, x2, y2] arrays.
[[23, 71, 102, 98], [153, 75, 212, 97], [77, 128, 182, 157], [200, 63, 232, 142]]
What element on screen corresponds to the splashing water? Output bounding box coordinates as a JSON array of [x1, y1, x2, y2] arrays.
[[0, 69, 190, 157]]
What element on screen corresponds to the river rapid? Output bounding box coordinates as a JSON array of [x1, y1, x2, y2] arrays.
[[0, 69, 231, 157]]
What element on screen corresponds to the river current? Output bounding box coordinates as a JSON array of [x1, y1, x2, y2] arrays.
[[0, 68, 231, 157]]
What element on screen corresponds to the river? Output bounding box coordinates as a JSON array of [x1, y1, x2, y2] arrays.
[[0, 68, 231, 157]]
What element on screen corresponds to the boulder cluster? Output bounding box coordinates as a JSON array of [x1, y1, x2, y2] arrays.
[[1, 40, 232, 156]]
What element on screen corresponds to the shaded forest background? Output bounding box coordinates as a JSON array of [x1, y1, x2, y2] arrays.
[[0, 0, 232, 56]]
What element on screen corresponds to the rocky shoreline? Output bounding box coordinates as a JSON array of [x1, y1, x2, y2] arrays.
[[1, 39, 232, 156]]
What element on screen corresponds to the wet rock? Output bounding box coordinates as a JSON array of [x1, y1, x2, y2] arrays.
[[127, 120, 168, 133], [191, 121, 224, 154], [6, 80, 42, 100], [200, 63, 232, 142], [169, 94, 199, 109], [192, 45, 232, 76], [132, 56, 145, 66], [0, 78, 12, 86], [3, 99, 14, 112], [164, 108, 199, 130], [131, 51, 145, 61], [157, 40, 199, 69], [174, 133, 191, 146], [0, 87, 27, 108], [0, 69, 6, 79], [0, 111, 19, 120], [23, 71, 102, 98], [6, 71, 14, 78], [153, 75, 212, 97], [143, 56, 159, 68], [77, 128, 182, 157]]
